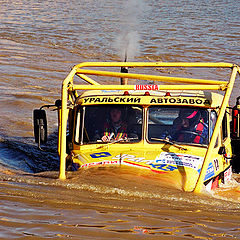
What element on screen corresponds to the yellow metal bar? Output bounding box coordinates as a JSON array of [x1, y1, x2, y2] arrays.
[[76, 73, 100, 85], [76, 69, 226, 85], [193, 66, 238, 193], [237, 65, 240, 76], [72, 84, 224, 91], [57, 108, 61, 156], [75, 62, 234, 69], [59, 67, 76, 180]]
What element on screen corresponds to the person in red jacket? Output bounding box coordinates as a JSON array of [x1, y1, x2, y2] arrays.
[[101, 107, 128, 142], [172, 108, 208, 144]]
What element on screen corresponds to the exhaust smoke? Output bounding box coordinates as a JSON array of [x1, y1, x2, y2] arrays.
[[114, 0, 149, 61]]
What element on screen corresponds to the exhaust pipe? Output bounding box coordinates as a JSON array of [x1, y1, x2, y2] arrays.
[[120, 52, 128, 85], [120, 66, 128, 85]]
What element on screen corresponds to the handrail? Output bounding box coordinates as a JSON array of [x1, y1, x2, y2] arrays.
[[72, 84, 224, 91], [76, 73, 100, 85], [62, 62, 237, 88], [74, 61, 234, 68], [75, 69, 226, 85]]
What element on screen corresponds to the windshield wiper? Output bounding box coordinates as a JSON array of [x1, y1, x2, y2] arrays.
[[151, 137, 187, 151]]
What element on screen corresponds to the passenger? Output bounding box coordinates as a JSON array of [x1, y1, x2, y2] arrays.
[[172, 109, 208, 144], [101, 107, 128, 142]]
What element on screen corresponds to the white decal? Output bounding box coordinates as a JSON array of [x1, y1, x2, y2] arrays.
[[112, 154, 145, 162], [224, 166, 232, 183], [81, 160, 119, 168], [155, 152, 204, 170]]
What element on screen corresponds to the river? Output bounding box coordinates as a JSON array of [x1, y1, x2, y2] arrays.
[[0, 0, 240, 239]]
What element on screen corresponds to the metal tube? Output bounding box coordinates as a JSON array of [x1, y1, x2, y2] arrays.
[[72, 84, 224, 91], [57, 107, 61, 156], [75, 62, 234, 69], [76, 73, 100, 85], [120, 66, 128, 85], [59, 68, 76, 180], [75, 69, 226, 85]]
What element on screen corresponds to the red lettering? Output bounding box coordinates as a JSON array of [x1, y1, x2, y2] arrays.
[[135, 85, 158, 91]]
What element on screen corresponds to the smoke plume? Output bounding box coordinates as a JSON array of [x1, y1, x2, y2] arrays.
[[114, 0, 148, 61]]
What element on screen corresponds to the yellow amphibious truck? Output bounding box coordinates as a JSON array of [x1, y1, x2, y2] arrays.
[[33, 62, 240, 193]]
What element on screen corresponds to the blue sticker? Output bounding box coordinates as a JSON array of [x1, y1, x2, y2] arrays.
[[198, 162, 215, 181], [90, 152, 111, 158], [149, 163, 178, 171]]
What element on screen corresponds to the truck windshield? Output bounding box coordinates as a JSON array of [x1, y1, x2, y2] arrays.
[[75, 105, 143, 144], [148, 106, 210, 145]]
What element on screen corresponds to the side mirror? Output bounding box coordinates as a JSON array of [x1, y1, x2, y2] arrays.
[[33, 109, 48, 144], [55, 99, 62, 108]]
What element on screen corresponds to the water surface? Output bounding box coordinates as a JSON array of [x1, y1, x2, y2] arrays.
[[0, 0, 240, 239]]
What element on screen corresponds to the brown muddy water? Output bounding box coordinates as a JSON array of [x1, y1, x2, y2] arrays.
[[0, 0, 240, 239]]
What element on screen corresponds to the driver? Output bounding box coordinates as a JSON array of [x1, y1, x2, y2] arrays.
[[101, 107, 128, 142], [172, 109, 208, 144]]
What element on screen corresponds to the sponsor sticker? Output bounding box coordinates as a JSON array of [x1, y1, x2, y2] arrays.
[[83, 96, 211, 106], [135, 85, 159, 90], [155, 152, 204, 170], [84, 97, 141, 104], [224, 166, 232, 183], [148, 162, 178, 171], [90, 152, 111, 158], [203, 162, 215, 181], [112, 154, 145, 162], [81, 160, 119, 168], [149, 97, 211, 106]]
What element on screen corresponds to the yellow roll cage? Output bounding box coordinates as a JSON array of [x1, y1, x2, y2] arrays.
[[59, 62, 240, 193]]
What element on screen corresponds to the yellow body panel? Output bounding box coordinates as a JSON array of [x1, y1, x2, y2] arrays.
[[72, 143, 204, 191], [71, 142, 229, 192]]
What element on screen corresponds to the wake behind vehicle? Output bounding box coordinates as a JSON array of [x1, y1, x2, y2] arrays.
[[33, 62, 240, 193]]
